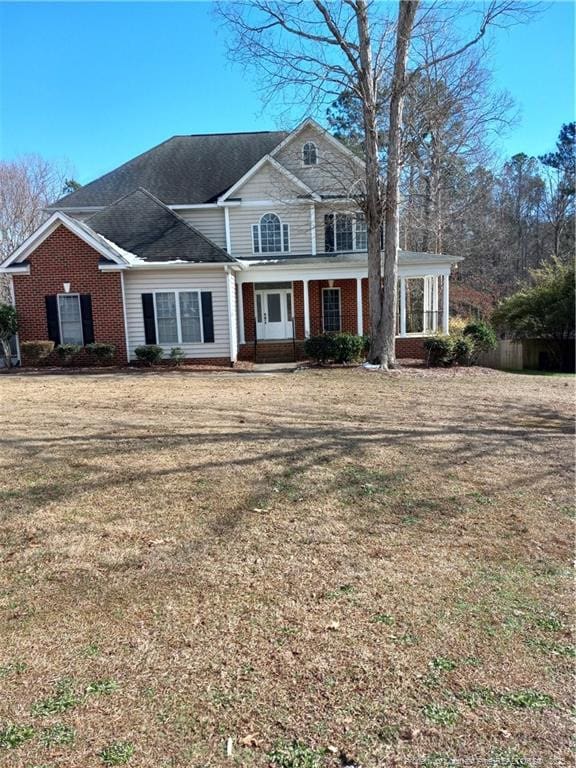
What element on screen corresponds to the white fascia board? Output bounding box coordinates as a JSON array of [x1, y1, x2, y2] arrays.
[[170, 203, 221, 210], [98, 263, 128, 272], [218, 155, 319, 203], [127, 261, 240, 271], [270, 117, 366, 170], [0, 264, 31, 274], [2, 212, 129, 268]]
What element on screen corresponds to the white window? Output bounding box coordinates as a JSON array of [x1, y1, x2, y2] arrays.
[[155, 292, 178, 344], [322, 288, 341, 332], [179, 291, 202, 343], [153, 290, 205, 344], [302, 141, 318, 166], [58, 294, 83, 345], [252, 213, 290, 254], [326, 213, 368, 252]]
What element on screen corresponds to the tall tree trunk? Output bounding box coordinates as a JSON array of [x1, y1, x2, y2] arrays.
[[356, 0, 386, 364], [376, 0, 419, 367]]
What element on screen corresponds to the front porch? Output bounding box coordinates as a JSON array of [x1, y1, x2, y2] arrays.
[[236, 260, 452, 363]]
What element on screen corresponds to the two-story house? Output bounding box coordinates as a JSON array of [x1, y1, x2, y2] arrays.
[[0, 118, 461, 365]]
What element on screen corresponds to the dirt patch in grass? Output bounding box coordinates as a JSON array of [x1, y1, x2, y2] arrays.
[[0, 368, 573, 767]]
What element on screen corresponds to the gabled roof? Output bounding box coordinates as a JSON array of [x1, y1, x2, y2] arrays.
[[219, 154, 321, 202], [50, 131, 288, 209], [86, 189, 234, 263]]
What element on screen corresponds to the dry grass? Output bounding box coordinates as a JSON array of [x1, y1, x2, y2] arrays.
[[0, 367, 573, 768]]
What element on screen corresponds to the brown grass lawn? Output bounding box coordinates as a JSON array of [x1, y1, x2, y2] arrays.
[[0, 367, 574, 768]]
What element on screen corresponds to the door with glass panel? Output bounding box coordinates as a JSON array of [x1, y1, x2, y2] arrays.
[[255, 289, 293, 339]]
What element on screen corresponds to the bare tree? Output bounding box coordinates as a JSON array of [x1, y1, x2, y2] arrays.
[[217, 0, 537, 368], [0, 155, 72, 303]]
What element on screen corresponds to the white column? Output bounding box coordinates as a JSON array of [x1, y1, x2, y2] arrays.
[[224, 206, 231, 255], [432, 276, 439, 332], [356, 277, 363, 336], [303, 279, 310, 338], [442, 274, 450, 334], [400, 277, 407, 336], [237, 279, 245, 345]]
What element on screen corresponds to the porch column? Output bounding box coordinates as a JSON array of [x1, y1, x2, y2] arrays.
[[356, 277, 363, 336], [442, 274, 450, 334], [303, 279, 310, 338], [400, 277, 407, 336], [432, 276, 439, 332], [237, 280, 245, 344]]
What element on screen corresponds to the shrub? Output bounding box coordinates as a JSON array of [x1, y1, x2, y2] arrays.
[[423, 335, 454, 367], [169, 347, 185, 366], [449, 316, 471, 336], [56, 344, 83, 364], [332, 333, 365, 364], [452, 335, 475, 366], [304, 334, 336, 363], [21, 340, 55, 364], [463, 320, 497, 361], [86, 342, 116, 365], [134, 345, 163, 365]]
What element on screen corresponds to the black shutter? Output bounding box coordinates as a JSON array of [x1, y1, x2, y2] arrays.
[[324, 213, 334, 252], [141, 294, 156, 344], [45, 295, 60, 345], [201, 292, 214, 343], [80, 294, 94, 344]]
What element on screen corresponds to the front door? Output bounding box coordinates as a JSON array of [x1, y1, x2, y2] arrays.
[[255, 289, 293, 340]]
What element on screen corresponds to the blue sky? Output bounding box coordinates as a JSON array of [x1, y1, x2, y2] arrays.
[[0, 1, 573, 184]]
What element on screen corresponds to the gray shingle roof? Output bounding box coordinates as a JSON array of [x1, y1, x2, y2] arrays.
[[51, 131, 288, 208], [86, 189, 234, 263]]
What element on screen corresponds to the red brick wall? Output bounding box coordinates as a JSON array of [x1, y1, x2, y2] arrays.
[[308, 278, 358, 336], [395, 337, 426, 359], [242, 283, 255, 342], [12, 225, 127, 365], [292, 281, 305, 339]]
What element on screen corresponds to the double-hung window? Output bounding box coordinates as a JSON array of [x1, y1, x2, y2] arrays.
[[325, 213, 367, 252], [322, 288, 341, 332], [58, 294, 84, 345], [252, 213, 290, 254], [154, 291, 204, 344]]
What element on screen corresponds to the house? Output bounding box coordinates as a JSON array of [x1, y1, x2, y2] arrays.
[[0, 119, 461, 365]]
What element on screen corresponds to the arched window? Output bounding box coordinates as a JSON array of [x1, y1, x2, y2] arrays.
[[302, 141, 318, 166], [252, 213, 290, 253]]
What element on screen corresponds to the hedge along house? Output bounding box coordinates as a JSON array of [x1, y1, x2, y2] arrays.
[[1, 119, 462, 366]]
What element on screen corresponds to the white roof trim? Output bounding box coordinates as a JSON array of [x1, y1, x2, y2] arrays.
[[218, 154, 319, 203], [270, 117, 366, 170], [1, 212, 130, 268]]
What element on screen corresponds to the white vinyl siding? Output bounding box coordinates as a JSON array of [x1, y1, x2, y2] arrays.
[[123, 268, 231, 360], [177, 208, 227, 249], [229, 204, 309, 259]]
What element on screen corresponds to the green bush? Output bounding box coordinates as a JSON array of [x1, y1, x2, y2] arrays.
[[0, 303, 18, 368], [56, 344, 83, 364], [169, 347, 185, 366], [21, 340, 55, 364], [332, 332, 365, 363], [303, 334, 336, 363], [134, 345, 163, 365], [464, 320, 497, 360], [86, 342, 116, 365], [452, 335, 475, 366], [423, 335, 454, 367]]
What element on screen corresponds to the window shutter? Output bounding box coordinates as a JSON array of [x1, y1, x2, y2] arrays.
[[201, 292, 214, 343], [324, 214, 334, 252], [282, 223, 290, 252], [45, 295, 61, 345], [80, 294, 94, 344], [141, 293, 157, 344], [252, 224, 260, 253]]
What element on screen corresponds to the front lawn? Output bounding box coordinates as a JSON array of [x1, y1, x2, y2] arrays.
[[0, 368, 573, 767]]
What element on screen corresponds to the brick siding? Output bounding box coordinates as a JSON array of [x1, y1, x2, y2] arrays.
[[12, 225, 127, 365]]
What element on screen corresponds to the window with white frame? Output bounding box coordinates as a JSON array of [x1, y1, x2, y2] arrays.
[[252, 213, 290, 253], [322, 287, 341, 332], [325, 213, 367, 252], [154, 291, 204, 344], [302, 141, 318, 166], [58, 294, 83, 345]]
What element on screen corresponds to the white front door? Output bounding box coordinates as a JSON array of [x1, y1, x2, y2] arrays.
[[255, 289, 293, 340]]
